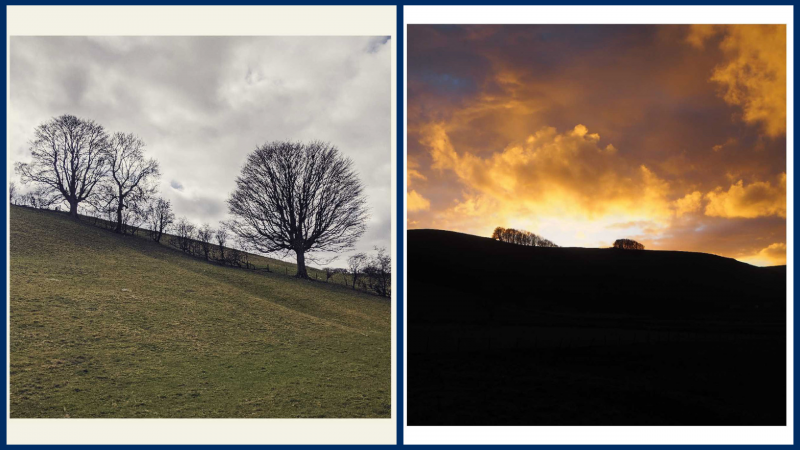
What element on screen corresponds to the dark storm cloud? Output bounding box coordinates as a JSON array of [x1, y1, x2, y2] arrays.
[[10, 36, 391, 267]]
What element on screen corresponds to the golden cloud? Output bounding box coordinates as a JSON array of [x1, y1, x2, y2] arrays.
[[673, 191, 703, 217], [705, 173, 786, 218], [688, 25, 786, 137], [740, 242, 786, 266], [421, 123, 675, 224], [407, 190, 431, 212], [407, 158, 427, 187]]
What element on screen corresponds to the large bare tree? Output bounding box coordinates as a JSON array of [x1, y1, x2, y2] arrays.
[[15, 115, 109, 218], [104, 132, 160, 233], [228, 141, 369, 279]]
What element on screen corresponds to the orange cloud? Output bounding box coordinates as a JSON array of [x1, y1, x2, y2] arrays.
[[685, 24, 719, 49], [740, 242, 786, 266], [407, 190, 431, 212], [704, 173, 786, 218], [689, 25, 786, 137], [408, 25, 786, 262], [407, 158, 427, 187], [421, 123, 676, 227], [673, 191, 703, 217]]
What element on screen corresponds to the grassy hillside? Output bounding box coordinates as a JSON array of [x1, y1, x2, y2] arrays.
[[79, 212, 353, 285], [10, 206, 390, 418]]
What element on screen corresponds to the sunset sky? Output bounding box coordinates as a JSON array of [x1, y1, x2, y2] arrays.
[[407, 25, 787, 266]]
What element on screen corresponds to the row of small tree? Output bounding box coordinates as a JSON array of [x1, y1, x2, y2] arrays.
[[165, 218, 261, 268], [13, 114, 390, 294], [9, 183, 61, 210], [318, 247, 390, 298], [338, 247, 391, 297], [491, 227, 559, 248], [613, 239, 645, 250]]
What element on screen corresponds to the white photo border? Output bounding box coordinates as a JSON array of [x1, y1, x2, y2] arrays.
[[403, 4, 794, 445], [6, 4, 398, 445]]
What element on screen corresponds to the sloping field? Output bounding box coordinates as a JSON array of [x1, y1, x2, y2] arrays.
[[10, 206, 391, 418], [407, 229, 785, 425]]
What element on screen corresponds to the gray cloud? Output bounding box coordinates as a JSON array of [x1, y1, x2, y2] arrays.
[[10, 36, 392, 268]]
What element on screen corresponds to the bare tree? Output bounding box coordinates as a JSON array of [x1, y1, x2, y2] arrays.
[[235, 237, 253, 269], [197, 224, 214, 260], [103, 132, 160, 233], [227, 141, 369, 279], [215, 226, 228, 262], [9, 182, 17, 206], [15, 115, 109, 218], [147, 197, 174, 243], [85, 183, 116, 229], [24, 185, 61, 210], [347, 252, 368, 291], [121, 194, 150, 235], [170, 218, 196, 254], [89, 181, 150, 234], [364, 246, 391, 297], [227, 245, 243, 267], [491, 226, 559, 248]]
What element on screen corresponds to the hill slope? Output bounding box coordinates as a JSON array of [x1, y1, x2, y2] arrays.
[[410, 229, 785, 323], [408, 229, 785, 425], [10, 206, 390, 418]]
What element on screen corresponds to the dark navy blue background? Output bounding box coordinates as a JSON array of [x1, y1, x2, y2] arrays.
[[0, 2, 795, 448]]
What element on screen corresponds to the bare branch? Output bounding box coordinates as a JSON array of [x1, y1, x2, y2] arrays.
[[227, 141, 369, 279]]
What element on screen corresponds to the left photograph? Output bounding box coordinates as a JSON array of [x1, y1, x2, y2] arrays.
[[9, 35, 392, 419]]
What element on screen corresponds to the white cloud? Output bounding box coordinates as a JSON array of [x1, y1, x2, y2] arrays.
[[10, 36, 391, 267]]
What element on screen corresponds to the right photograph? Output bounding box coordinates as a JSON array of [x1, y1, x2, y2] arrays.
[[407, 24, 786, 425]]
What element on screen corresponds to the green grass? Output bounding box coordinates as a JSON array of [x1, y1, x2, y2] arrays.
[[10, 205, 391, 418], [81, 213, 359, 287]]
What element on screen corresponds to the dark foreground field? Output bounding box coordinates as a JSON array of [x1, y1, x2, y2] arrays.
[[11, 206, 390, 418], [408, 229, 786, 425]]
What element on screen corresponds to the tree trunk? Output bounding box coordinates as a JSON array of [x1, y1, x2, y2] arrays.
[[295, 247, 309, 279], [68, 200, 79, 218], [115, 204, 123, 233]]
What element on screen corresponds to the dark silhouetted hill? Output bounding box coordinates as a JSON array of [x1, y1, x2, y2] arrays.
[[409, 229, 784, 324], [408, 229, 785, 426]]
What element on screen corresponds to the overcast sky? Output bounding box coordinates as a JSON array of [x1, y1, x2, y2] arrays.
[[408, 25, 786, 266], [10, 36, 391, 268]]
